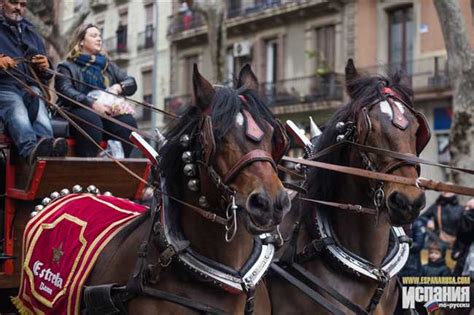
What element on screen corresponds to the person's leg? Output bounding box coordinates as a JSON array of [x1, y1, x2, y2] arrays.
[[29, 87, 53, 139], [102, 114, 137, 157], [69, 107, 103, 157], [0, 90, 38, 157]]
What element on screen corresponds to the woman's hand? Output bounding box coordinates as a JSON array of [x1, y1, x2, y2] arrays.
[[92, 101, 110, 115], [108, 83, 123, 95]]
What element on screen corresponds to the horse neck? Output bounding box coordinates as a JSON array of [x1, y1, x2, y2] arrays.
[[328, 174, 391, 266], [180, 205, 254, 270]]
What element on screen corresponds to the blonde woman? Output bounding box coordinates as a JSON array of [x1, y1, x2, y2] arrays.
[[55, 23, 137, 157]]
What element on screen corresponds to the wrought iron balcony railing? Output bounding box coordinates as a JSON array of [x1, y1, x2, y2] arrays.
[[260, 72, 344, 107], [104, 34, 128, 54], [361, 56, 450, 91]]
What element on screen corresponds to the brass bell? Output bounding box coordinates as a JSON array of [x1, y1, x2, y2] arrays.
[[199, 196, 209, 208], [30, 211, 38, 218], [42, 197, 52, 206], [179, 134, 191, 148], [183, 164, 197, 177], [34, 204, 44, 212], [72, 185, 83, 193], [50, 191, 60, 200], [182, 151, 193, 163], [60, 188, 70, 196], [103, 191, 112, 196], [187, 179, 200, 192]]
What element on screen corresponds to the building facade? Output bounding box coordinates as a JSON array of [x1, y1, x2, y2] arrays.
[[167, 0, 474, 204], [61, 0, 171, 130]]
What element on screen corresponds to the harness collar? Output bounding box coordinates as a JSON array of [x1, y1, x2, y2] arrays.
[[160, 179, 275, 294]]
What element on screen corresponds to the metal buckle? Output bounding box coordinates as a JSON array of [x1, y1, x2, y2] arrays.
[[373, 186, 385, 209]]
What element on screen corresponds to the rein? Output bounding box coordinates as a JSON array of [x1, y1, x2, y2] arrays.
[[13, 58, 178, 119], [4, 69, 231, 226], [283, 156, 474, 196]]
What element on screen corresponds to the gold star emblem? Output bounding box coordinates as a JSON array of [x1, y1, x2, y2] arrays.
[[52, 243, 64, 264]]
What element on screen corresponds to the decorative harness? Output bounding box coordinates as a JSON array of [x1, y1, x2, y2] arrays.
[[84, 97, 290, 314], [271, 87, 430, 315]]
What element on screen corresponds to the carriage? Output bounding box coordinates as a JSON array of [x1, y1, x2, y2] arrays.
[[1, 61, 473, 314], [0, 118, 151, 311]]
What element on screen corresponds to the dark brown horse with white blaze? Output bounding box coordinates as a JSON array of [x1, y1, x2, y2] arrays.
[[268, 59, 430, 315], [85, 65, 290, 314]]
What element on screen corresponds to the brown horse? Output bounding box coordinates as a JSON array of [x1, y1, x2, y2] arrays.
[[83, 65, 290, 314], [268, 59, 430, 315]]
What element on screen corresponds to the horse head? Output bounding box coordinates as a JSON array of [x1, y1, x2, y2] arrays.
[[160, 64, 290, 239], [344, 59, 429, 225]]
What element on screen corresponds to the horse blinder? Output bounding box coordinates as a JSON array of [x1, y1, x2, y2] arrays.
[[415, 112, 430, 155]]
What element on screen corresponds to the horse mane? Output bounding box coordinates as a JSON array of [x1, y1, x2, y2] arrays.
[[305, 70, 413, 202], [160, 86, 277, 199]]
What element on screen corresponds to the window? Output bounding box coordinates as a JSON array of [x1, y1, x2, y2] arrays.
[[434, 107, 452, 164], [226, 47, 235, 85], [116, 9, 128, 53], [183, 54, 199, 95], [145, 3, 155, 49], [314, 25, 335, 73], [388, 6, 414, 75], [141, 70, 153, 122], [264, 38, 278, 100]]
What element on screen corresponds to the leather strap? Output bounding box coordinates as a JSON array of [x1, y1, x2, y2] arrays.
[[290, 263, 369, 315], [270, 262, 346, 315], [223, 149, 276, 184], [298, 197, 377, 215], [282, 156, 474, 196]]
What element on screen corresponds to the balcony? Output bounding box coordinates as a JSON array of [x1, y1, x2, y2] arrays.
[[104, 34, 130, 63], [91, 0, 108, 11], [138, 27, 155, 51], [168, 13, 205, 37], [260, 73, 344, 111], [361, 56, 451, 94]]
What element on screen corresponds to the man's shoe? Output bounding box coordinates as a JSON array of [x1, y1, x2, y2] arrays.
[[27, 138, 53, 165], [52, 138, 68, 157]]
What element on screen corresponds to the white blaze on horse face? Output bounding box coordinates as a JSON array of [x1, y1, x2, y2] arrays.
[[236, 112, 244, 127]]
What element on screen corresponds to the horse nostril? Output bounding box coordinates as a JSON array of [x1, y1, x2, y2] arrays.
[[412, 194, 426, 212], [275, 190, 290, 214], [247, 191, 271, 212], [388, 192, 409, 210]]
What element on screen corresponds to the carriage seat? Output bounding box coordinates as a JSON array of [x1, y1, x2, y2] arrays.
[[0, 118, 69, 147]]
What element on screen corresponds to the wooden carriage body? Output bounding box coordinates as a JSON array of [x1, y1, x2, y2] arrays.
[[0, 124, 151, 310]]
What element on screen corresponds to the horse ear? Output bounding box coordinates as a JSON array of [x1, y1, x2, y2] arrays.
[[345, 59, 359, 82], [192, 64, 215, 113], [345, 59, 359, 98], [237, 64, 259, 90]]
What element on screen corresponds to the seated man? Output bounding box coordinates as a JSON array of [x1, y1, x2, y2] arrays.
[[0, 0, 66, 164]]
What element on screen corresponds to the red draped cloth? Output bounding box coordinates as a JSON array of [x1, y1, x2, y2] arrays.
[[12, 193, 147, 315]]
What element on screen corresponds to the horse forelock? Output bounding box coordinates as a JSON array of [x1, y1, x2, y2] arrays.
[[160, 86, 276, 199], [305, 71, 413, 202]]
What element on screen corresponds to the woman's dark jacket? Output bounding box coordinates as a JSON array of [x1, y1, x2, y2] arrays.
[[55, 59, 137, 109], [419, 195, 464, 236]]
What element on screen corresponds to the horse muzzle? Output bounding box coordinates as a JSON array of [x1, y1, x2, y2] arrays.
[[244, 189, 290, 233], [386, 191, 426, 226]]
